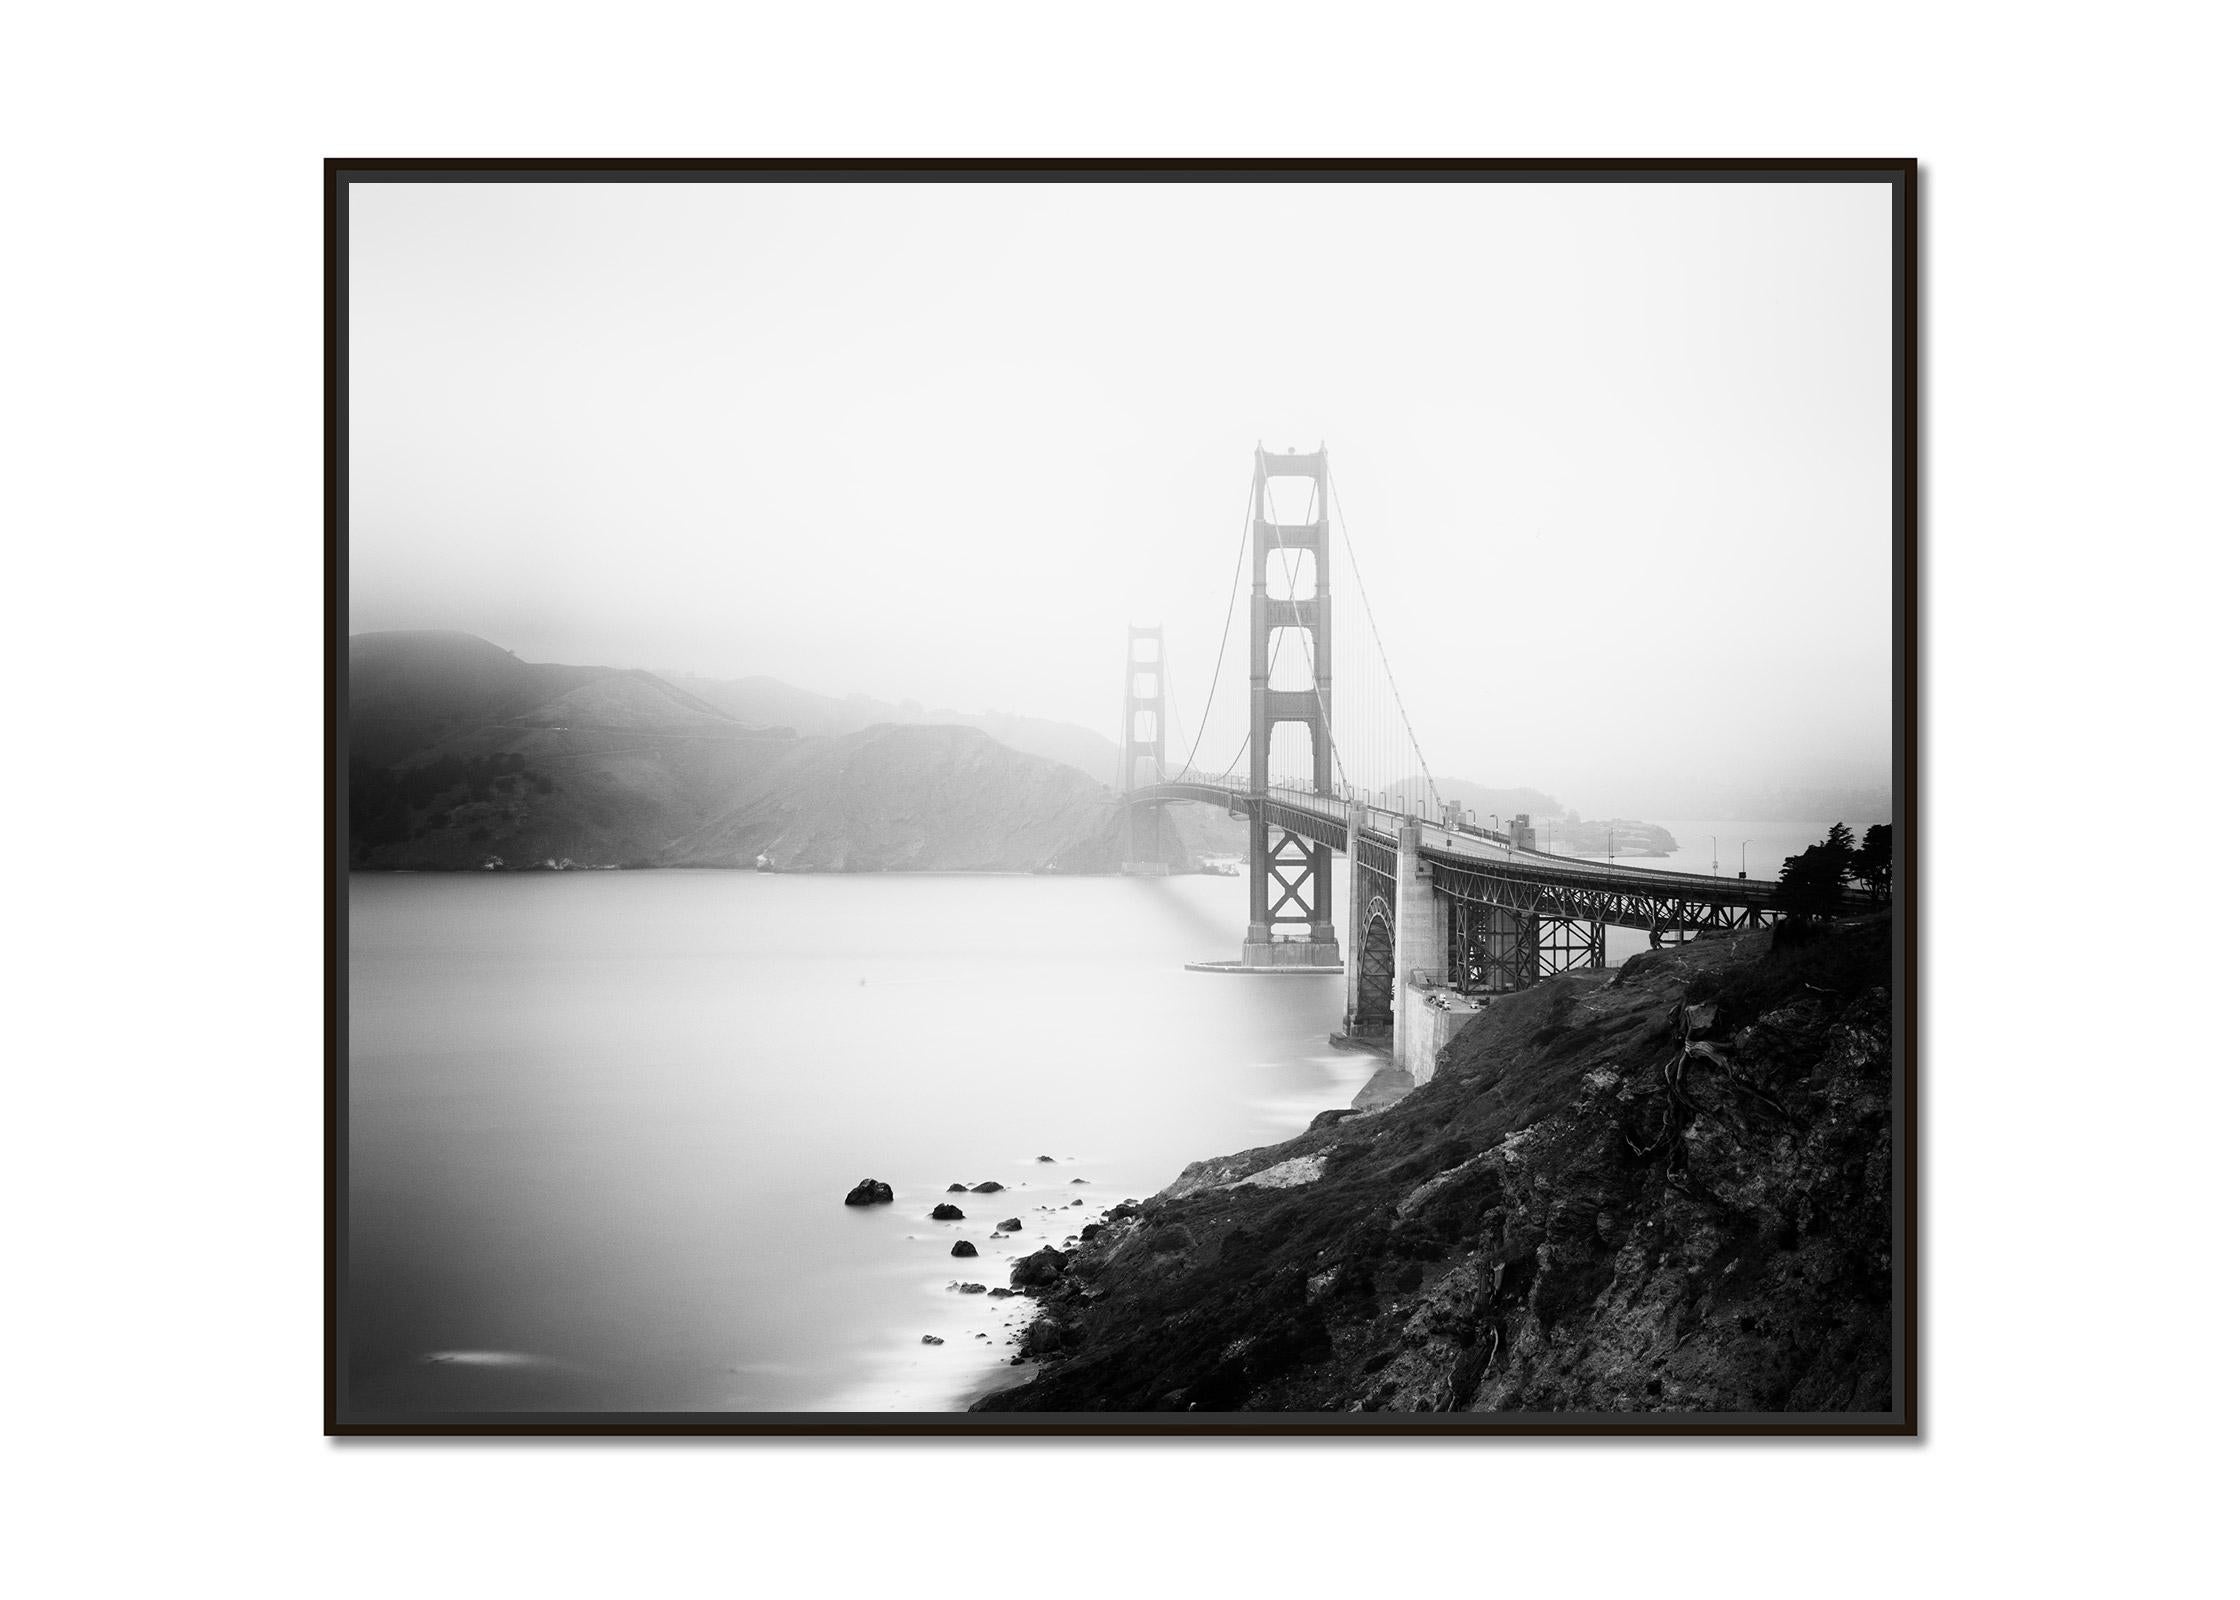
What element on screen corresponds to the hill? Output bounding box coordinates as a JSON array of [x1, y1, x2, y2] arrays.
[[1394, 777, 1570, 827], [668, 723, 1135, 872], [347, 631, 1186, 872], [663, 671, 1123, 786], [347, 631, 608, 768]]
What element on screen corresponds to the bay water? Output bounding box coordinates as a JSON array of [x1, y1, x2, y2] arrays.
[[345, 868, 1373, 1415], [345, 819, 1861, 1414]]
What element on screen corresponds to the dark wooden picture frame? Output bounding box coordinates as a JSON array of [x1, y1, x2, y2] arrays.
[[328, 158, 1917, 1436]]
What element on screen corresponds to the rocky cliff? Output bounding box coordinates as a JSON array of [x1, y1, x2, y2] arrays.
[[975, 916, 1894, 1415]]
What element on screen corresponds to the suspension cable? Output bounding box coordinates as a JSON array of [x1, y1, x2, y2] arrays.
[[1327, 456, 1442, 816], [1171, 475, 1258, 781], [1212, 728, 1251, 782]]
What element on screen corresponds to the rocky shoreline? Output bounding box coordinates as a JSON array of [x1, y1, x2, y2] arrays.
[[971, 916, 1895, 1414], [833, 1159, 1141, 1404]]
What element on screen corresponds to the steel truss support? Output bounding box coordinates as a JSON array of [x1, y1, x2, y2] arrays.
[[1539, 916, 1606, 974], [1446, 903, 1606, 990], [1446, 900, 1533, 992], [1427, 858, 1785, 941]]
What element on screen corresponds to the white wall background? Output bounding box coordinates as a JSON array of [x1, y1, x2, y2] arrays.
[[2, 3, 2233, 1596]]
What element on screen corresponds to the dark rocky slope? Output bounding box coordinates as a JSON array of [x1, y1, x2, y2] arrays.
[[976, 916, 1894, 1414]]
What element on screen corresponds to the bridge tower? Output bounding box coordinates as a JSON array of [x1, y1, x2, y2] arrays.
[[1243, 446, 1340, 968], [1118, 624, 1171, 875]]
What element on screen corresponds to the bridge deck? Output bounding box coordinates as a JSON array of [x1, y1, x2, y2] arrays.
[[1134, 780, 1858, 923]]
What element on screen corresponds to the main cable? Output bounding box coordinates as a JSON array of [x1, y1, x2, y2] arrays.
[[1326, 458, 1441, 817], [1172, 475, 1258, 781]]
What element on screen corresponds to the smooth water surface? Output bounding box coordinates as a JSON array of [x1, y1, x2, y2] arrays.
[[345, 869, 1372, 1414]]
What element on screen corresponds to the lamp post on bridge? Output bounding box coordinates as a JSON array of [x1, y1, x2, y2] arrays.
[[1740, 840, 1750, 880]]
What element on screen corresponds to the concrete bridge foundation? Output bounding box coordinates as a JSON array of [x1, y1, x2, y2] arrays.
[[1389, 823, 1448, 1074]]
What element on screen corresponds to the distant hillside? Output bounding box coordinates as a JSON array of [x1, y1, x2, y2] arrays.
[[1163, 798, 1249, 862], [1373, 778, 1571, 827], [346, 631, 1169, 873], [1388, 778, 1676, 857], [348, 631, 599, 768], [663, 671, 1122, 786], [669, 724, 1126, 872]]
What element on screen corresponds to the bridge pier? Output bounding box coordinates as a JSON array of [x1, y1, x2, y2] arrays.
[[1389, 822, 1452, 1077], [1238, 446, 1340, 972], [1341, 805, 1365, 1021]]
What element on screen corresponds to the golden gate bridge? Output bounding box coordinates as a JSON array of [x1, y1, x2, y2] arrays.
[[1117, 445, 1849, 1079]]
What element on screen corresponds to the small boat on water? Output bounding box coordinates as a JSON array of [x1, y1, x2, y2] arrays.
[[754, 853, 775, 873]]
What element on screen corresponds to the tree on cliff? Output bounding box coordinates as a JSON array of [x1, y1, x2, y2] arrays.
[[1774, 823, 1861, 922], [1858, 823, 1893, 904]]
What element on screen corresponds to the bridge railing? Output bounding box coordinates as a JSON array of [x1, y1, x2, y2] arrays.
[[1134, 778, 1876, 913]]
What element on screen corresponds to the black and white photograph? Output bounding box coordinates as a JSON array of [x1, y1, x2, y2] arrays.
[[331, 162, 1914, 1431], [22, 0, 2240, 1590]]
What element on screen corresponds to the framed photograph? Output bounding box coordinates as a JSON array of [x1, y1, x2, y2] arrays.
[[328, 158, 1916, 1435]]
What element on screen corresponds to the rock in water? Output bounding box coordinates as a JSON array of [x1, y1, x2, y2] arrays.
[[930, 1203, 965, 1220], [921, 1335, 944, 1345], [1036, 1155, 1056, 1163], [1069, 1178, 1090, 1185], [946, 1183, 969, 1193], [951, 1240, 979, 1257], [997, 1217, 1023, 1232], [843, 1178, 895, 1207], [957, 1282, 987, 1294], [971, 1181, 1006, 1194]]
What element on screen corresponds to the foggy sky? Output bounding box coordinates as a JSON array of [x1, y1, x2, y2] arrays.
[[348, 179, 1893, 818]]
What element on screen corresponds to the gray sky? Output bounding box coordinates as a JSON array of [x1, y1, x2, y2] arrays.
[[349, 179, 1892, 817]]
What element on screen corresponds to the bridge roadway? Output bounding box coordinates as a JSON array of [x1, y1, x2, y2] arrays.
[[1135, 779, 1846, 938]]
